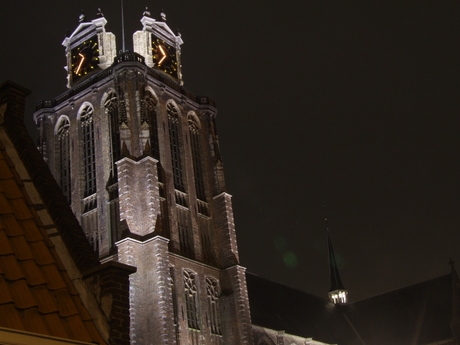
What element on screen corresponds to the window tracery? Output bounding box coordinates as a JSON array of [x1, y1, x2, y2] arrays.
[[104, 92, 120, 185], [57, 117, 71, 203], [167, 102, 185, 192], [188, 114, 205, 201], [146, 92, 160, 159], [184, 269, 200, 330], [206, 276, 221, 335], [80, 105, 97, 201]]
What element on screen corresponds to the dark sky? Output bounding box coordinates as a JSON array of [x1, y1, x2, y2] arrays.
[[1, 1, 459, 302]]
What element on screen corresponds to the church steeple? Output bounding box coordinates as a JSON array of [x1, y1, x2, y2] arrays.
[[325, 216, 348, 304]]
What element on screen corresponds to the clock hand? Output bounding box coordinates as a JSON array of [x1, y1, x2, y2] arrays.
[[75, 53, 85, 75], [158, 45, 167, 65]]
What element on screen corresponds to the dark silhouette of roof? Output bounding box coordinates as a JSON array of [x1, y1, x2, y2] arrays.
[[0, 81, 107, 344], [247, 270, 460, 344]]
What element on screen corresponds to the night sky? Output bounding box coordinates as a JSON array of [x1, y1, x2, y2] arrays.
[[1, 1, 459, 302]]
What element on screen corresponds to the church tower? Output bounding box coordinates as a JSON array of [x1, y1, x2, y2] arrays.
[[34, 9, 253, 345]]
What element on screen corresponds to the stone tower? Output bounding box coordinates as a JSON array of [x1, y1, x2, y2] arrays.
[[34, 9, 253, 345]]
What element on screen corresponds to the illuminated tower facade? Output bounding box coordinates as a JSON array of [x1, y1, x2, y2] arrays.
[[34, 10, 253, 345]]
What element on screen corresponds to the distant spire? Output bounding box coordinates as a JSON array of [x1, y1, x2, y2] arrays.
[[79, 10, 86, 23], [324, 207, 348, 304], [328, 228, 346, 292]]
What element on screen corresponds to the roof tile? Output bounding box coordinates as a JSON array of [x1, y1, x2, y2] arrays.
[[29, 240, 55, 265], [10, 198, 33, 220], [0, 303, 25, 329], [9, 234, 34, 260], [0, 193, 13, 214], [20, 259, 47, 286], [65, 314, 93, 343], [53, 288, 79, 317], [1, 213, 23, 236], [0, 159, 14, 180], [0, 275, 14, 304], [0, 228, 14, 255], [41, 263, 66, 290], [22, 307, 50, 335], [0, 254, 24, 280], [42, 312, 69, 339], [0, 178, 23, 199], [20, 219, 44, 242], [9, 279, 37, 309], [31, 284, 59, 314]]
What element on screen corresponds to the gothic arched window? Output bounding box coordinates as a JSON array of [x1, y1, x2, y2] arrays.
[[167, 102, 185, 192], [206, 276, 221, 335], [184, 269, 200, 330], [104, 92, 120, 184], [80, 105, 97, 200], [188, 114, 205, 201], [57, 117, 71, 204], [146, 92, 160, 160]]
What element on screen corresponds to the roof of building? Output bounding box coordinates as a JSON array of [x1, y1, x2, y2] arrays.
[[0, 81, 107, 344], [247, 270, 459, 345]]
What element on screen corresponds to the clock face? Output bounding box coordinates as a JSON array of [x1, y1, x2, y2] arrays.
[[71, 36, 99, 81], [151, 36, 178, 79]]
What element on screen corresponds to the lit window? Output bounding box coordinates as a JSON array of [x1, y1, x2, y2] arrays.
[[329, 289, 348, 304], [177, 211, 193, 257]]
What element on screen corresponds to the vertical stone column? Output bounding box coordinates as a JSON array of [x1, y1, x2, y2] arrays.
[[117, 156, 160, 236], [212, 192, 239, 267], [220, 265, 254, 345], [84, 262, 136, 345], [117, 236, 176, 345]]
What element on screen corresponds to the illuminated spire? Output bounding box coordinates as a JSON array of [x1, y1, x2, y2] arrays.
[[325, 210, 348, 304]]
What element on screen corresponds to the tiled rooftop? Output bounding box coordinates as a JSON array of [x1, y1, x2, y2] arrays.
[[0, 140, 107, 344]]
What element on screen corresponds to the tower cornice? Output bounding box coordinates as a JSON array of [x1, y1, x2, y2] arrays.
[[35, 53, 216, 113]]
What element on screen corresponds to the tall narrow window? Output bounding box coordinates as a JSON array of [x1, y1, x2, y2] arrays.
[[184, 270, 200, 330], [57, 117, 71, 204], [81, 106, 97, 199], [146, 93, 160, 160], [167, 102, 185, 192], [206, 277, 221, 335], [105, 92, 120, 185], [177, 208, 193, 257], [188, 115, 205, 201]]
